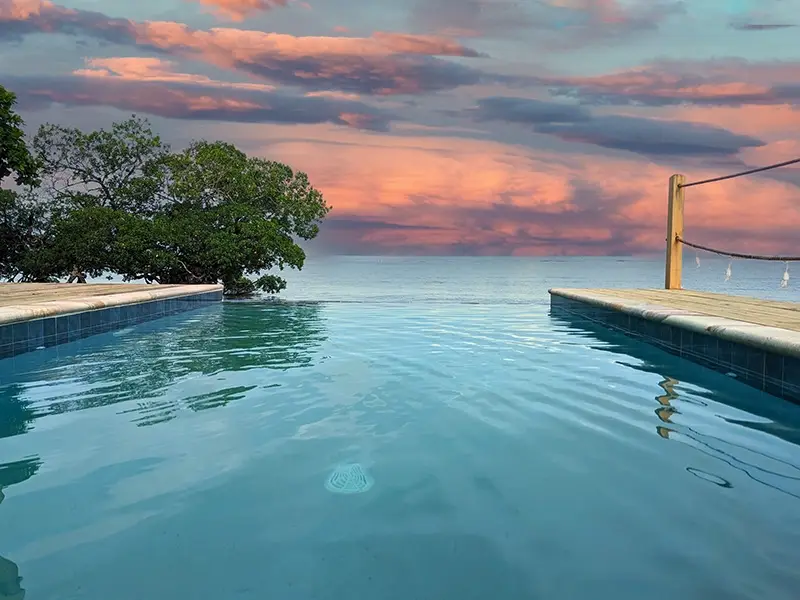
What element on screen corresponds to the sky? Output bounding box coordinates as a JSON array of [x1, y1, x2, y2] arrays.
[[0, 0, 799, 256]]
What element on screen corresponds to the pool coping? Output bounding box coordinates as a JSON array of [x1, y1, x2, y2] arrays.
[[549, 288, 800, 359], [0, 284, 224, 359], [0, 284, 223, 325]]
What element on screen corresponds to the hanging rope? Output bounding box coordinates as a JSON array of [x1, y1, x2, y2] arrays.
[[679, 157, 800, 188], [676, 236, 800, 262]]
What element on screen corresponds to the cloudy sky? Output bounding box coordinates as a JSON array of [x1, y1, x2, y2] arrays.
[[1, 0, 799, 255]]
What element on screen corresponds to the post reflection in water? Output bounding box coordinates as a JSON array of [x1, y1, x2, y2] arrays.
[[652, 376, 734, 488], [549, 307, 800, 499], [0, 301, 328, 430], [652, 373, 800, 499], [0, 473, 27, 600], [0, 555, 24, 600]]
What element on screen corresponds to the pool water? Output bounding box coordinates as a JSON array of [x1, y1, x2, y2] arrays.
[[1, 257, 800, 599]]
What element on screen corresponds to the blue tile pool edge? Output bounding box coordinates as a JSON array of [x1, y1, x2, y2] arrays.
[[549, 294, 800, 404], [0, 290, 223, 359]]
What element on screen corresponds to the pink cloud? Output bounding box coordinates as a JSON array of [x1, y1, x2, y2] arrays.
[[305, 90, 361, 100], [0, 1, 485, 95], [544, 59, 800, 106], [73, 56, 275, 90], [185, 0, 288, 22]]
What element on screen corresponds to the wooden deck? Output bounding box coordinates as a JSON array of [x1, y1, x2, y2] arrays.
[[0, 283, 190, 307], [567, 289, 800, 332]]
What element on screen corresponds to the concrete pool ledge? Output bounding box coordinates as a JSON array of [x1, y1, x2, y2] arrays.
[[549, 288, 800, 358], [549, 288, 800, 403], [0, 283, 224, 359]]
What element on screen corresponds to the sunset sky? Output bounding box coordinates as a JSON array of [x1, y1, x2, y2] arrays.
[[1, 0, 799, 255]]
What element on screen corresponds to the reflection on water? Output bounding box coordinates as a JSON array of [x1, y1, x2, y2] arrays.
[[0, 457, 41, 506], [0, 298, 799, 599], [0, 475, 27, 600], [0, 555, 24, 600], [0, 302, 327, 432], [0, 385, 36, 441], [552, 308, 800, 500]]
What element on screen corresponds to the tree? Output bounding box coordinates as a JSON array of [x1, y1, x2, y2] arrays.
[[0, 85, 39, 187], [0, 188, 58, 282], [24, 117, 330, 295], [33, 115, 168, 214]]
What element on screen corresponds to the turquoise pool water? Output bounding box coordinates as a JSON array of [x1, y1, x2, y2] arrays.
[[1, 257, 799, 599]]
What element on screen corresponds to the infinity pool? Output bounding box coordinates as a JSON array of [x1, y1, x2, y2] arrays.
[[1, 298, 799, 599]]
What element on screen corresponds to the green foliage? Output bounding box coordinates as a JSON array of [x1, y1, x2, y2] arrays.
[[33, 115, 168, 214], [3, 114, 330, 295], [0, 85, 39, 187], [0, 189, 58, 282]]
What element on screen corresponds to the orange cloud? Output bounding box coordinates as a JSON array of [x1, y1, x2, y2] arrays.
[[186, 0, 288, 21], [129, 25, 481, 59], [216, 123, 800, 255], [305, 90, 361, 100], [73, 56, 275, 90]]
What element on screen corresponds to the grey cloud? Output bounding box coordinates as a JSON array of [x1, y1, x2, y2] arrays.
[[468, 96, 765, 157], [408, 0, 686, 47], [730, 22, 796, 30], [472, 96, 591, 123], [0, 3, 138, 44], [228, 54, 486, 96], [5, 75, 397, 131], [409, 0, 535, 37], [537, 115, 764, 157]]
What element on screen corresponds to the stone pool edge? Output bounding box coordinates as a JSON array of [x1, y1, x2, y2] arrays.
[[0, 284, 223, 359], [548, 288, 800, 403]]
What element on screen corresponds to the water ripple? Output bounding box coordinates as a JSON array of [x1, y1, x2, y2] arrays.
[[1, 297, 800, 599]]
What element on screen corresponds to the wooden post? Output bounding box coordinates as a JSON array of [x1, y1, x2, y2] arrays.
[[665, 174, 685, 289]]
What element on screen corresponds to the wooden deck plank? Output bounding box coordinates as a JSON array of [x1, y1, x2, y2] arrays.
[[576, 288, 800, 331]]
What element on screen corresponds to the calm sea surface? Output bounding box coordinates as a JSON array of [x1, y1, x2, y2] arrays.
[[1, 256, 799, 599]]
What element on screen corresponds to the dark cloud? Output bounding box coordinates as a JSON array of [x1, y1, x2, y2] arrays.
[[536, 115, 764, 156], [0, 2, 137, 44], [472, 96, 591, 123], [5, 75, 397, 131], [730, 22, 796, 30], [469, 96, 765, 157], [323, 218, 441, 231], [228, 54, 486, 96]]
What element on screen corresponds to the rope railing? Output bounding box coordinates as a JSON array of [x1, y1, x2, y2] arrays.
[[664, 157, 800, 289], [676, 236, 800, 262], [679, 157, 800, 188]]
